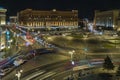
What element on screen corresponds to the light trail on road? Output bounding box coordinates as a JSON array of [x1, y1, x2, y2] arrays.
[[22, 70, 46, 80]]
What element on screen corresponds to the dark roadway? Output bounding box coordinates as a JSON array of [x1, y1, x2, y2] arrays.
[[2, 54, 69, 80], [21, 60, 70, 80]]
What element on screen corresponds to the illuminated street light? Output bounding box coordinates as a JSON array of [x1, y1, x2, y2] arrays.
[[68, 50, 75, 79], [84, 48, 88, 59], [15, 69, 23, 80], [15, 34, 20, 50], [0, 27, 2, 51], [7, 39, 13, 49], [7, 46, 10, 49], [69, 50, 75, 61]]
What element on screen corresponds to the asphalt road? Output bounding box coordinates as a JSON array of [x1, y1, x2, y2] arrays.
[[47, 69, 72, 80], [21, 60, 69, 80], [2, 53, 69, 80]]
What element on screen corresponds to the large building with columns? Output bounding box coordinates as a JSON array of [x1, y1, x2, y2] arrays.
[[17, 9, 78, 29], [0, 7, 7, 25]]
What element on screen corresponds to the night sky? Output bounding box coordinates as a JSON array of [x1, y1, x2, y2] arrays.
[[0, 0, 120, 20]]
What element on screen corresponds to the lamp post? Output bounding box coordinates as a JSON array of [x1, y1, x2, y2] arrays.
[[68, 50, 75, 79], [0, 27, 2, 51], [8, 39, 13, 47], [83, 34, 88, 60], [69, 50, 75, 61], [15, 68, 23, 80], [84, 48, 88, 59], [15, 34, 19, 51]]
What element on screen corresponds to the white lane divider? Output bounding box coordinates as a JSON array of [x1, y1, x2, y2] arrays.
[[25, 70, 46, 80], [39, 72, 56, 80]]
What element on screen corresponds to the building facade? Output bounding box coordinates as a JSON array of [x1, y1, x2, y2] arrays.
[[18, 9, 78, 29], [94, 10, 120, 31], [9, 16, 17, 25], [0, 7, 7, 25]]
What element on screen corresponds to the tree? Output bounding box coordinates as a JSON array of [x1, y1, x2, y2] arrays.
[[78, 71, 82, 80], [98, 73, 113, 80], [103, 56, 114, 70], [116, 65, 120, 76]]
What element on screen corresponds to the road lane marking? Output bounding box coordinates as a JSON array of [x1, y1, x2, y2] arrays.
[[39, 72, 56, 80], [22, 70, 46, 80]]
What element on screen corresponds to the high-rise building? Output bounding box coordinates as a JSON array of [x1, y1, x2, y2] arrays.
[[94, 10, 120, 31], [0, 7, 7, 25], [17, 9, 78, 29]]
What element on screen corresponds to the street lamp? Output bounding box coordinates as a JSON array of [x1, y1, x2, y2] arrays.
[[15, 67, 23, 80], [7, 39, 13, 49], [84, 48, 88, 59], [0, 27, 2, 51], [15, 34, 20, 50], [69, 50, 75, 61], [68, 50, 75, 79]]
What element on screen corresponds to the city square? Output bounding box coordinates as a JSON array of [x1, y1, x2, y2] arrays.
[[0, 0, 120, 80]]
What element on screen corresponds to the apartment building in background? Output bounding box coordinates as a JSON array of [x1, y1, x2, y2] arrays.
[[94, 10, 120, 31]]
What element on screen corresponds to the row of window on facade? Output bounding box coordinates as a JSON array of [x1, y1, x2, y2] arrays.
[[19, 15, 78, 19], [96, 21, 113, 27], [96, 17, 113, 27], [22, 18, 78, 21], [20, 22, 78, 27], [31, 16, 77, 18], [96, 17, 112, 20]]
